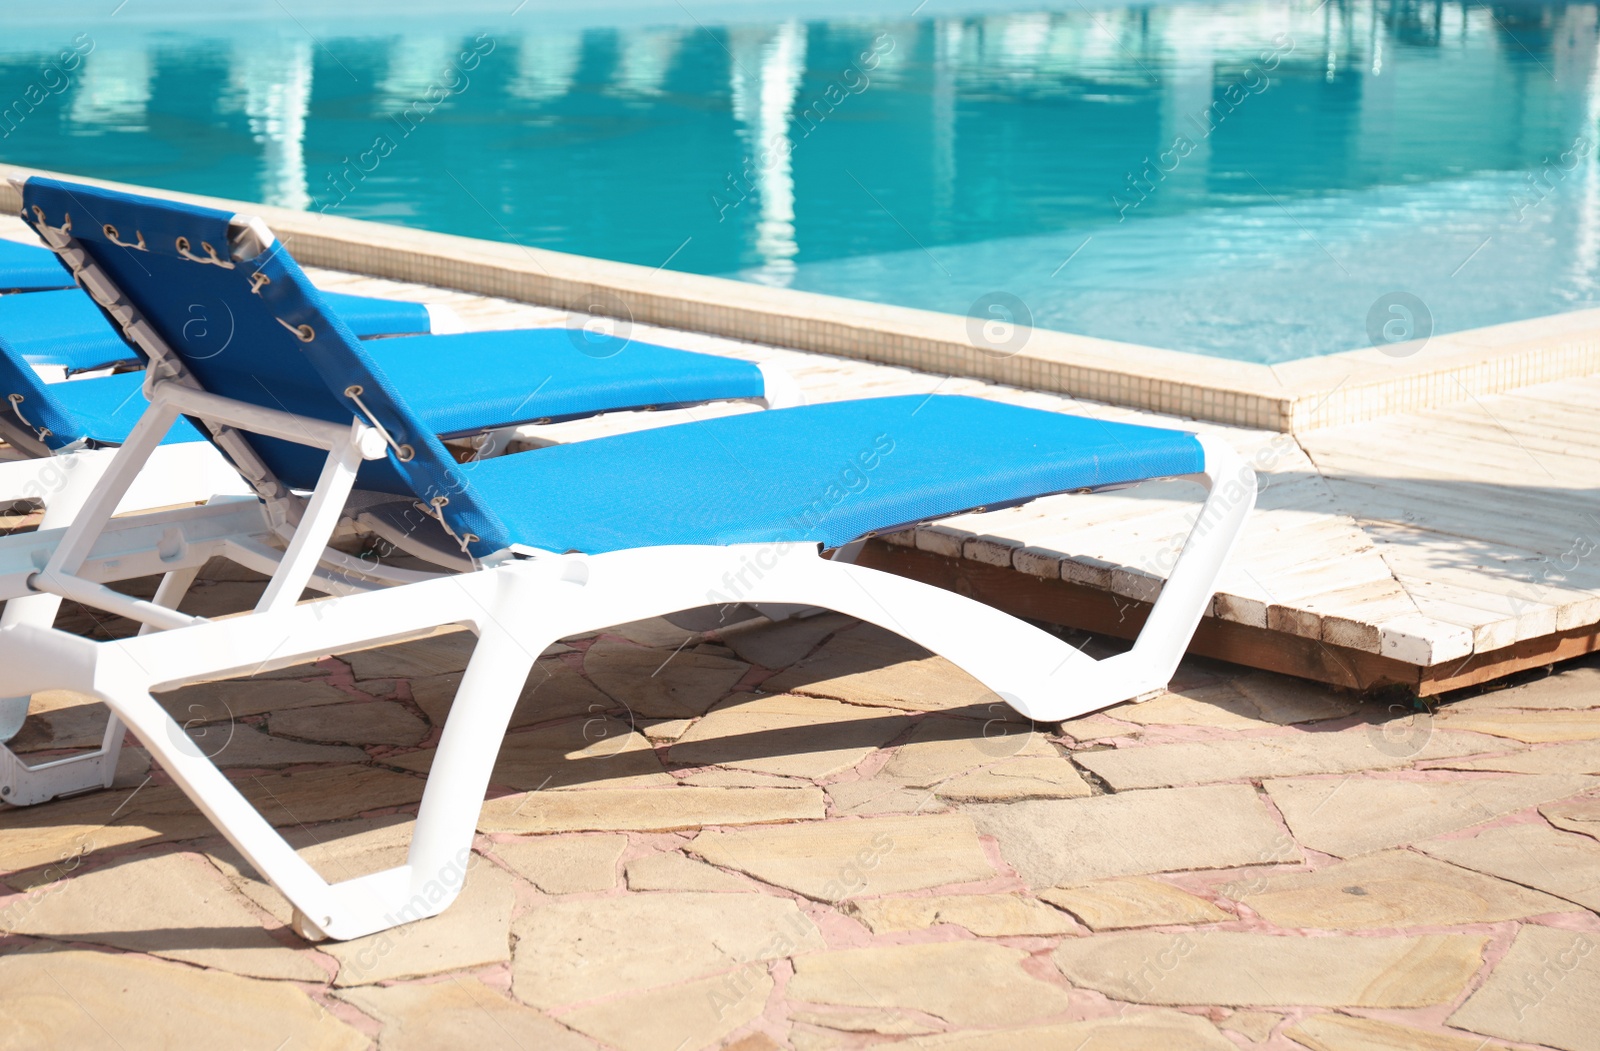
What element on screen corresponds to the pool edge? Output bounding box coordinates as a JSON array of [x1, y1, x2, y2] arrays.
[[7, 164, 1597, 435]]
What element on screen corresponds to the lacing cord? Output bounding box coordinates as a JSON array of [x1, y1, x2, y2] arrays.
[[417, 495, 479, 555], [343, 385, 413, 462], [6, 394, 50, 442], [103, 224, 147, 251], [174, 236, 234, 269]]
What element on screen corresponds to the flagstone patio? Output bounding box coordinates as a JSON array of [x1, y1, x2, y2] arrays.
[[1, 555, 1597, 1051]]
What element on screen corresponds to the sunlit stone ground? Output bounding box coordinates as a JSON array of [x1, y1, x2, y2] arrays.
[[1, 553, 1597, 1051]]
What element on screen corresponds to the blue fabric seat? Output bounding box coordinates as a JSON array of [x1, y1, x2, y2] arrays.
[[0, 239, 71, 291], [19, 176, 1205, 563], [460, 394, 1203, 554], [0, 327, 766, 450], [0, 287, 436, 376]]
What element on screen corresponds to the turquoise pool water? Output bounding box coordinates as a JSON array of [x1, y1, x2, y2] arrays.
[[1, 1, 1598, 361]]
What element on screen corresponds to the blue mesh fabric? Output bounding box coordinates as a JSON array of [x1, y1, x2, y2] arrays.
[[454, 394, 1206, 554], [372, 329, 764, 437], [0, 289, 132, 373], [0, 324, 761, 450], [319, 291, 432, 339], [0, 287, 435, 378], [21, 177, 500, 543], [0, 239, 72, 291]]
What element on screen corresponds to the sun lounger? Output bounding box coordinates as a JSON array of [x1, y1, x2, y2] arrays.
[[0, 177, 1254, 941]]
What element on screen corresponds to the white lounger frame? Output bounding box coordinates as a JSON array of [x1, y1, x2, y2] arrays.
[[0, 371, 1253, 939], [0, 199, 1253, 939]]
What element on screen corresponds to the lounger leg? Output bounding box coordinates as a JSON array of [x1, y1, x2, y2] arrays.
[[0, 448, 120, 740], [0, 566, 199, 805], [1084, 435, 1256, 709]]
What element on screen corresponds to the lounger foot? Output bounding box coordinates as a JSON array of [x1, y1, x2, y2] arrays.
[[0, 738, 119, 806]]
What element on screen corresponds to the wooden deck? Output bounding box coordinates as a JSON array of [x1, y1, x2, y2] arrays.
[[7, 216, 1600, 696]]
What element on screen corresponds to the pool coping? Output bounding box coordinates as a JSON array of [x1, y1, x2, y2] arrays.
[[6, 163, 1598, 434]]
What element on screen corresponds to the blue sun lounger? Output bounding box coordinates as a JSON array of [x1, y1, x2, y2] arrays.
[[0, 193, 793, 743], [0, 177, 1253, 941]]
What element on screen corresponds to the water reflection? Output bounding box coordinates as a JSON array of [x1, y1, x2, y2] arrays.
[[1, 0, 1598, 358]]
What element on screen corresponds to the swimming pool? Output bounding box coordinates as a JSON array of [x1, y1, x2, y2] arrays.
[[1, 0, 1597, 362]]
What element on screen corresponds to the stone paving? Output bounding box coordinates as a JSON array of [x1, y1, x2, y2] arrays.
[[2, 558, 1600, 1050]]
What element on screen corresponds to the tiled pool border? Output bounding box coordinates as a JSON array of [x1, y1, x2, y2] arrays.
[[7, 165, 1598, 434]]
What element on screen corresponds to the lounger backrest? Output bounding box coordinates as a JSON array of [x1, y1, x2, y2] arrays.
[[19, 177, 512, 555]]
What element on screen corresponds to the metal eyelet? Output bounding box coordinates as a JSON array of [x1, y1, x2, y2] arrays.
[[276, 317, 315, 343]]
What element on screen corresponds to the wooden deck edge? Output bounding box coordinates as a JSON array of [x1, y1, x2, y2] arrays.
[[856, 540, 1424, 694], [859, 541, 1600, 696]]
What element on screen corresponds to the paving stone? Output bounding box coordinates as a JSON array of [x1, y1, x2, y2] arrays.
[[339, 976, 595, 1051], [788, 941, 1073, 1028], [584, 638, 749, 718], [826, 779, 946, 816], [688, 813, 994, 901], [1434, 707, 1600, 743], [512, 891, 821, 1008], [669, 694, 912, 779], [410, 660, 618, 732], [1542, 795, 1600, 840], [968, 784, 1299, 888], [0, 765, 421, 874], [605, 616, 701, 649], [1448, 923, 1600, 1051], [1223, 849, 1572, 929], [9, 689, 112, 751], [268, 701, 429, 746], [680, 768, 806, 788], [389, 717, 670, 791], [844, 893, 1078, 935], [206, 817, 415, 924], [639, 717, 692, 742], [1056, 713, 1139, 742], [720, 612, 854, 668], [761, 623, 998, 714], [346, 629, 475, 679], [325, 857, 518, 985], [1109, 678, 1360, 730], [1265, 775, 1599, 857], [933, 756, 1093, 801], [1286, 1012, 1513, 1051], [1218, 1010, 1283, 1042], [624, 851, 751, 892], [1418, 822, 1600, 911], [1431, 739, 1600, 775], [491, 833, 625, 893], [180, 723, 367, 767], [789, 1006, 939, 1036], [1053, 931, 1485, 1007], [0, 850, 324, 981], [1075, 731, 1505, 790], [155, 677, 352, 724], [901, 1010, 1238, 1050], [478, 785, 825, 834], [0, 946, 366, 1050], [558, 969, 770, 1051], [240, 764, 427, 824], [881, 716, 1061, 788], [1039, 876, 1229, 930]]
